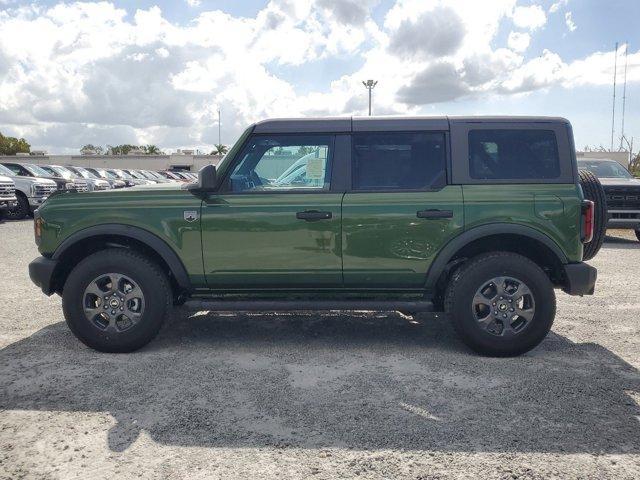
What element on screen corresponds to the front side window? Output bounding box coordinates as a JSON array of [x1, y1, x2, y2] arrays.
[[469, 129, 560, 180], [229, 135, 332, 192], [352, 132, 446, 191]]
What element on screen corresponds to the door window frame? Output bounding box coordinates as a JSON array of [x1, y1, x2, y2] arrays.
[[216, 133, 343, 195], [347, 130, 450, 193]]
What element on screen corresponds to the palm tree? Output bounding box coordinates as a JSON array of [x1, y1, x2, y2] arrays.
[[143, 145, 162, 155], [211, 144, 228, 156]]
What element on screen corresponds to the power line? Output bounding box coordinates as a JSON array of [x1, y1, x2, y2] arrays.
[[610, 42, 618, 152]]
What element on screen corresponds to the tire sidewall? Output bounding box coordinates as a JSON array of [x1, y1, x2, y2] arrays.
[[5, 193, 29, 220], [62, 250, 169, 352], [449, 255, 555, 356]]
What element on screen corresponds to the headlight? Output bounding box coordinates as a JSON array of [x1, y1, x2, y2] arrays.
[[30, 183, 37, 196]]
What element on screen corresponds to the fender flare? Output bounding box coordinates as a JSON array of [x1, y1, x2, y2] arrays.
[[424, 223, 569, 290], [52, 224, 192, 292]]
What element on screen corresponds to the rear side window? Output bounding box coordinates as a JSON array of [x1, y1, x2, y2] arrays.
[[469, 129, 560, 180], [352, 132, 446, 190]]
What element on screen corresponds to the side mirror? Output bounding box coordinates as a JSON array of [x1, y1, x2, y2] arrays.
[[188, 165, 217, 194]]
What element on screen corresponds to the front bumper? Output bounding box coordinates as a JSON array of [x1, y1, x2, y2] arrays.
[[29, 256, 58, 296], [563, 262, 597, 296], [0, 198, 18, 212]]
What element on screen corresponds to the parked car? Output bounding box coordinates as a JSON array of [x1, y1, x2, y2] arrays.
[[122, 169, 157, 185], [158, 170, 186, 182], [105, 168, 145, 187], [0, 170, 18, 220], [0, 163, 57, 219], [63, 166, 111, 191], [84, 167, 127, 189], [139, 170, 173, 183], [38, 165, 91, 193], [578, 158, 640, 242], [1, 162, 88, 194], [29, 116, 600, 356]]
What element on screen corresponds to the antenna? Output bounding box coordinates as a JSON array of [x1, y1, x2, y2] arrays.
[[620, 42, 629, 150], [610, 42, 618, 152]]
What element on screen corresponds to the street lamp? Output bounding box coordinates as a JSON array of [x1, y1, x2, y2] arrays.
[[362, 80, 378, 116]]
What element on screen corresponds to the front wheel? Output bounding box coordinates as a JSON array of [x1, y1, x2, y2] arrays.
[[62, 249, 171, 352], [445, 252, 556, 357], [5, 192, 29, 220]]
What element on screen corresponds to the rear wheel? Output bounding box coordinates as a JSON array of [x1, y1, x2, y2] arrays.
[[5, 192, 29, 220], [635, 228, 640, 242], [445, 252, 556, 357], [579, 170, 607, 260], [62, 249, 171, 352]]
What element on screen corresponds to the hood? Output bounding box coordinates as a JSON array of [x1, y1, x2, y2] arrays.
[[598, 177, 640, 187], [0, 175, 13, 184]]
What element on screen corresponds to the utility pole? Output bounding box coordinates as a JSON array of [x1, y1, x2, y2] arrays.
[[611, 42, 618, 152], [620, 42, 629, 150], [362, 80, 378, 116], [218, 108, 221, 146]]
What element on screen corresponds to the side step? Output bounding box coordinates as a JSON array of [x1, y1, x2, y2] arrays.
[[183, 299, 434, 313]]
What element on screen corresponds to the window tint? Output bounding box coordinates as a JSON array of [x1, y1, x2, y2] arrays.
[[352, 132, 446, 191], [469, 129, 560, 180], [229, 135, 332, 192]]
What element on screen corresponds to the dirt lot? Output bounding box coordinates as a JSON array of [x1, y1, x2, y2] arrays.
[[0, 219, 639, 479]]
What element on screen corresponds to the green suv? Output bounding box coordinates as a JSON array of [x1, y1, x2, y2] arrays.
[[29, 116, 598, 356]]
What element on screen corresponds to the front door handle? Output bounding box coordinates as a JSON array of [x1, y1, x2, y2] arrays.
[[417, 209, 454, 219], [296, 210, 333, 221]]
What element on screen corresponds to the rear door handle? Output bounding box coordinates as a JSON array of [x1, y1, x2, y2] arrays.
[[417, 209, 454, 219], [296, 210, 333, 221]]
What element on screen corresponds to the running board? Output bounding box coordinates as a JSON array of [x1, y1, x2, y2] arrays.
[[183, 299, 434, 313]]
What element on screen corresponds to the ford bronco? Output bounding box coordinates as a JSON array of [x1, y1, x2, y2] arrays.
[[28, 117, 599, 356]]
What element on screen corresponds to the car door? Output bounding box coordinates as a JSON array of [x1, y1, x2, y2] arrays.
[[342, 129, 464, 288], [201, 133, 345, 289]]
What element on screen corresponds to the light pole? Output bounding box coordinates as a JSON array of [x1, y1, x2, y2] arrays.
[[362, 80, 378, 116], [217, 108, 221, 146]]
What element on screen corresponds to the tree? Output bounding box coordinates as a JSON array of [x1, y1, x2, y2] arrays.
[[0, 132, 30, 155], [106, 144, 137, 155], [80, 144, 104, 154], [143, 145, 162, 155], [210, 144, 228, 156]]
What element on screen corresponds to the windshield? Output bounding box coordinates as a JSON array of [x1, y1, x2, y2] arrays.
[[579, 160, 633, 179], [39, 165, 62, 177], [71, 166, 98, 179], [114, 169, 133, 179], [215, 126, 253, 179], [50, 165, 78, 179], [24, 164, 53, 177], [128, 170, 147, 180], [0, 164, 14, 177]]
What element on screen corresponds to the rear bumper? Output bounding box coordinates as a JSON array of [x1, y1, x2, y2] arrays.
[[562, 262, 597, 296], [28, 256, 58, 296]]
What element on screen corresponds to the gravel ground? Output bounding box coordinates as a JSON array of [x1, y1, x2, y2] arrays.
[[0, 219, 639, 479]]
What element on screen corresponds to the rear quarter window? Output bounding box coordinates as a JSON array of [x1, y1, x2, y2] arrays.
[[469, 129, 561, 180]]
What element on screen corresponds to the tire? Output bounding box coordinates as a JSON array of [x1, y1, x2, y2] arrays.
[[579, 170, 607, 261], [636, 228, 640, 243], [444, 252, 556, 357], [62, 248, 171, 353], [5, 192, 29, 220]]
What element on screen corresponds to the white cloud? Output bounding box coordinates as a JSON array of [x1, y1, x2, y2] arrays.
[[507, 31, 531, 52], [185, 0, 201, 7], [565, 11, 577, 32], [0, 0, 637, 153], [549, 0, 569, 13], [511, 5, 547, 31]]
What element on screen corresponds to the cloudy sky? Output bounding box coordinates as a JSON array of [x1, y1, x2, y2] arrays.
[[0, 0, 638, 154]]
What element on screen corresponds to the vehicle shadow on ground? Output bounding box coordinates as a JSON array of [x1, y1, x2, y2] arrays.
[[1, 311, 639, 454], [603, 234, 638, 246]]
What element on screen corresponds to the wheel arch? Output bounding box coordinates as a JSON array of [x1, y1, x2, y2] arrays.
[[426, 223, 568, 302], [50, 224, 192, 299]]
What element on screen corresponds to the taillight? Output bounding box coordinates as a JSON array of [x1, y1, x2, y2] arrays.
[[581, 200, 594, 244]]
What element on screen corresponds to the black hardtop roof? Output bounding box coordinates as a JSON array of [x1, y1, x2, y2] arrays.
[[252, 116, 571, 134]]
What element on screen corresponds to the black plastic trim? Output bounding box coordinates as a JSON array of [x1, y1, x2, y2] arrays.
[[28, 256, 57, 296], [185, 298, 434, 312], [563, 262, 597, 296], [52, 224, 192, 292], [424, 223, 569, 290]]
